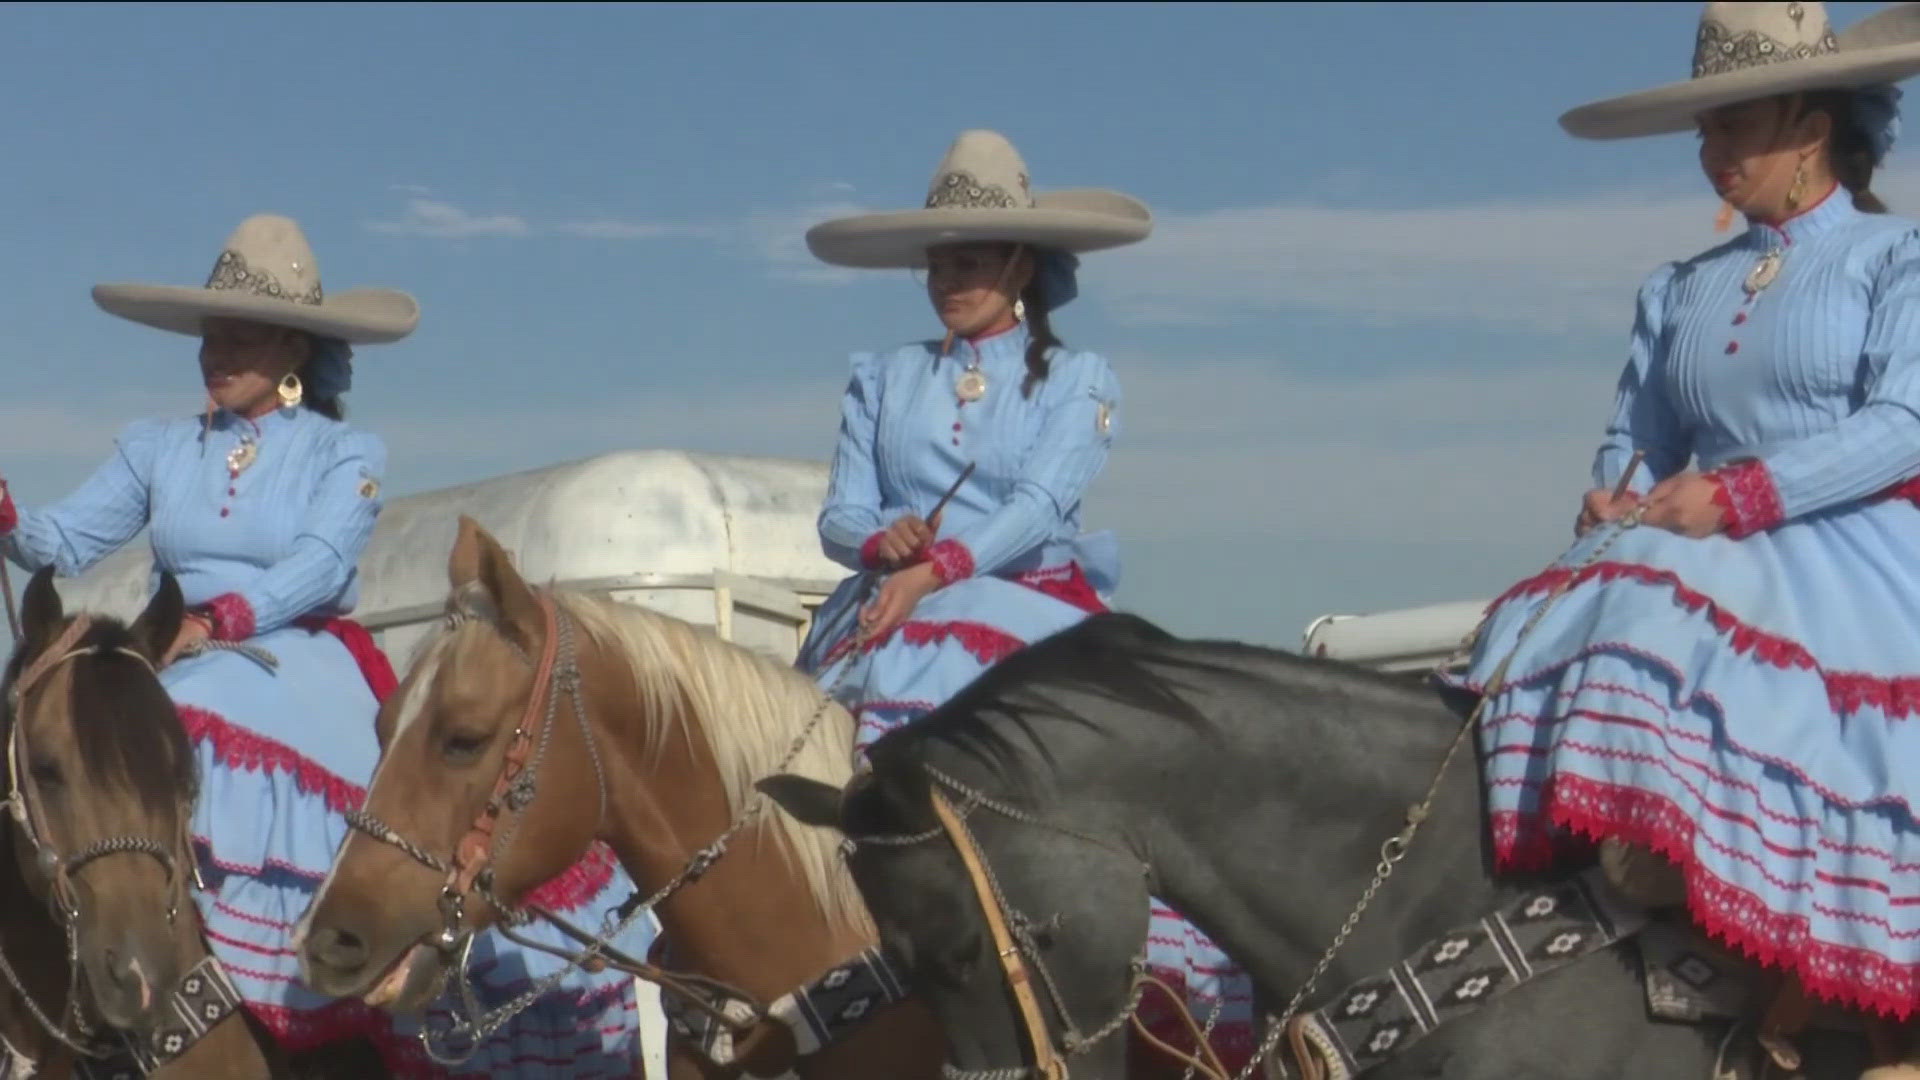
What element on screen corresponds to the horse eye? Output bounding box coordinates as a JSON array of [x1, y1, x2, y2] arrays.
[[440, 731, 488, 763], [28, 760, 61, 787]]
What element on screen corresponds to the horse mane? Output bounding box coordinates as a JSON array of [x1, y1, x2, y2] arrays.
[[869, 611, 1451, 796], [549, 591, 873, 937], [2, 617, 194, 819]]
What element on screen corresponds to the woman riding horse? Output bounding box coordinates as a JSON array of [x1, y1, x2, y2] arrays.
[[1444, 3, 1920, 1076], [792, 129, 1258, 1068], [0, 215, 652, 1076]]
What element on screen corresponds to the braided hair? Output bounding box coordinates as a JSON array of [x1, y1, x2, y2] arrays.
[[1801, 90, 1890, 213]]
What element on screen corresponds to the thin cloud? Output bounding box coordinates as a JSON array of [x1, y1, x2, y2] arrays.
[[554, 219, 681, 240], [735, 191, 869, 285], [1086, 166, 1920, 331], [366, 198, 530, 239], [366, 196, 696, 243]]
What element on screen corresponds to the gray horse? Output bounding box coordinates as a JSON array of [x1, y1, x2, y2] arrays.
[[762, 612, 1868, 1079]]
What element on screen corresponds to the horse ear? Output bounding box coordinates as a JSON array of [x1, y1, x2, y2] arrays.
[[454, 516, 542, 650], [756, 775, 848, 831], [448, 515, 486, 591], [131, 573, 185, 663], [19, 567, 62, 654]]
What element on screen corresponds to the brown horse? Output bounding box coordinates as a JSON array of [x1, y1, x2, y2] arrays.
[[296, 516, 1214, 1078], [2, 566, 386, 1079]]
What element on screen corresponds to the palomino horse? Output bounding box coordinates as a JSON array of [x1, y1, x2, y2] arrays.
[[2, 567, 386, 1079], [762, 611, 1874, 1080], [297, 516, 1219, 1078]]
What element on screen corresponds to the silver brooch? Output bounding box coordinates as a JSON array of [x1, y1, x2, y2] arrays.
[[226, 438, 258, 476], [1744, 250, 1784, 295], [955, 366, 987, 403]]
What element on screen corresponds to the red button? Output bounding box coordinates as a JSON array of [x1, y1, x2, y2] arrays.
[[227, 487, 236, 496], [220, 508, 230, 518], [952, 422, 962, 431], [1732, 311, 1748, 325], [1726, 341, 1740, 354]]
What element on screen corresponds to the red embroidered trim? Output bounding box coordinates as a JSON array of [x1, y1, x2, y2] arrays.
[[178, 705, 619, 911], [1706, 459, 1783, 538], [1496, 773, 1920, 1020], [200, 592, 257, 642], [1486, 560, 1920, 718], [824, 618, 1025, 666], [0, 481, 16, 535], [859, 531, 886, 569], [901, 619, 1020, 660], [925, 539, 975, 586]]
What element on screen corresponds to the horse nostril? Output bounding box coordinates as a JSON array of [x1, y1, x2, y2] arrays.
[[104, 948, 152, 1014], [311, 926, 370, 972]]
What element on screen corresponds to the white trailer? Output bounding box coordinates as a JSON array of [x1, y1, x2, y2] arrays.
[[54, 447, 853, 1079], [1299, 598, 1488, 674]]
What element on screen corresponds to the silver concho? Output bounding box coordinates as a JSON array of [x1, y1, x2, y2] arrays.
[[1744, 250, 1784, 295], [226, 439, 258, 475], [955, 367, 988, 403]]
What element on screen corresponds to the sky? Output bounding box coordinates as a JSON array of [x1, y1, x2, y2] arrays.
[[0, 1, 1906, 651]]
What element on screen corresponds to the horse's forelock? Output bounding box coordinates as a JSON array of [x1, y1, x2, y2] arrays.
[[30, 618, 191, 821]]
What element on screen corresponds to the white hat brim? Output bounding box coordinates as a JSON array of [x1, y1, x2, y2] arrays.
[[91, 283, 419, 344], [805, 189, 1152, 269], [1561, 40, 1920, 139]]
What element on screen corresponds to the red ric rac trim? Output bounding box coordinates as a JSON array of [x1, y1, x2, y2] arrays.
[[201, 592, 257, 642], [0, 481, 16, 535], [1706, 459, 1784, 538], [180, 705, 366, 813], [925, 539, 974, 586], [1487, 561, 1920, 718], [1496, 774, 1920, 1021], [859, 531, 887, 569]]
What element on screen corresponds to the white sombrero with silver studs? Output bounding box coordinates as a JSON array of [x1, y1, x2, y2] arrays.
[[805, 130, 1152, 269], [93, 214, 419, 344], [1561, 1, 1920, 140]]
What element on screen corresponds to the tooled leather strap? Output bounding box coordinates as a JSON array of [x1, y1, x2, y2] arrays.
[[446, 592, 560, 899], [929, 789, 1066, 1080]]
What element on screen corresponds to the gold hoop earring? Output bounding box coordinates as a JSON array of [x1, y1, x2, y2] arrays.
[[277, 373, 303, 413], [1786, 162, 1807, 213]]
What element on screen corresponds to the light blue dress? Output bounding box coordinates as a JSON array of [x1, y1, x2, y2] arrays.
[[4, 404, 652, 1077], [1445, 189, 1920, 1019], [795, 323, 1260, 1067]]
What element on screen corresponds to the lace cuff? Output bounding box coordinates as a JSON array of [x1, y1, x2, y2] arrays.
[[198, 593, 257, 643], [1707, 460, 1785, 539], [925, 540, 975, 586]]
